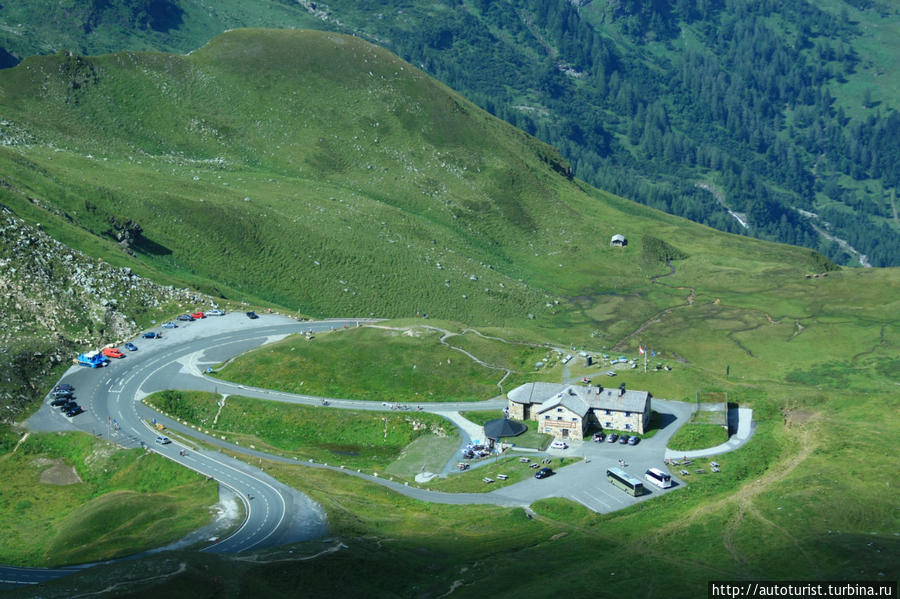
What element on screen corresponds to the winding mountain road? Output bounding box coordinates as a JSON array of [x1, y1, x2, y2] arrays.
[[9, 312, 753, 588], [26, 315, 362, 554]]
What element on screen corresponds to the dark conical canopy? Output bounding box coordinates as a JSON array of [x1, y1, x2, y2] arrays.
[[484, 418, 527, 440]]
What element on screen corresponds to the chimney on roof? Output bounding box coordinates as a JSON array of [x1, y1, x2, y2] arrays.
[[619, 382, 626, 396]]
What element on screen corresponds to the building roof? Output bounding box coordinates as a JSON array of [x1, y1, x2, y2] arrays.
[[508, 382, 650, 414], [594, 387, 650, 413], [507, 382, 566, 405], [537, 389, 591, 417]]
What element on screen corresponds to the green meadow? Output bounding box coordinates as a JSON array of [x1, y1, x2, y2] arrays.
[[0, 29, 847, 337], [0, 29, 896, 597], [668, 421, 730, 451], [144, 391, 459, 473], [218, 324, 551, 402], [0, 432, 216, 567], [79, 393, 889, 599]]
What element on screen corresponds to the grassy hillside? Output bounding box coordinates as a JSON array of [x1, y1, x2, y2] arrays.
[[0, 29, 897, 598], [11, 387, 897, 597], [216, 325, 532, 402], [0, 29, 840, 335], [144, 390, 458, 471], [0, 432, 217, 567], [3, 1, 900, 267]]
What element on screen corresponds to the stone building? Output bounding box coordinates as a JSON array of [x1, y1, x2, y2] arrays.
[[507, 382, 652, 440]]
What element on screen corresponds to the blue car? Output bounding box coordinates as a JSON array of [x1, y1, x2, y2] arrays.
[[161, 322, 178, 329], [142, 332, 160, 339], [124, 342, 138, 351]]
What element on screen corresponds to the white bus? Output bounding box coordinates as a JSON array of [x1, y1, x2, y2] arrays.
[[644, 467, 672, 489]]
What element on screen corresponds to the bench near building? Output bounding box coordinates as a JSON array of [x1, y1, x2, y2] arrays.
[[507, 382, 651, 440]]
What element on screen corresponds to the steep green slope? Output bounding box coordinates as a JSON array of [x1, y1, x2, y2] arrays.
[[0, 29, 840, 334], [4, 1, 899, 267], [0, 29, 896, 598]]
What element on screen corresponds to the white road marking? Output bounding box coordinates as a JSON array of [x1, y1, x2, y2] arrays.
[[581, 491, 614, 510]]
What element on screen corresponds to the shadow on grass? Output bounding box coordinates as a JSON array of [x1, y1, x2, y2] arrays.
[[133, 235, 172, 256]]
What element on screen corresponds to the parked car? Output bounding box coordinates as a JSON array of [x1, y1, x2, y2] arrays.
[[55, 383, 74, 392], [176, 314, 194, 322], [627, 435, 640, 445], [142, 332, 161, 339], [124, 342, 138, 351], [206, 309, 225, 316], [60, 401, 77, 411], [155, 436, 171, 445], [65, 406, 84, 417], [534, 467, 553, 479], [161, 321, 178, 328], [52, 389, 73, 399], [605, 371, 617, 376], [550, 440, 568, 450], [246, 311, 259, 319], [102, 347, 125, 359], [190, 312, 205, 319], [619, 435, 630, 444], [50, 397, 71, 407], [606, 433, 619, 443], [592, 432, 605, 442]]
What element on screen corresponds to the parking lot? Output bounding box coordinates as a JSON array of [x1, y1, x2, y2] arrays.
[[492, 398, 695, 513]]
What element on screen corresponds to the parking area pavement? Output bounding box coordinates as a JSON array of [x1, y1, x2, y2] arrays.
[[492, 398, 695, 512]]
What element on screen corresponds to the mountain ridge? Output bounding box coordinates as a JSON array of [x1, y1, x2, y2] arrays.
[[4, 0, 899, 266]]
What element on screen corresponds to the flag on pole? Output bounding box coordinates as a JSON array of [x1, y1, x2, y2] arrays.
[[639, 346, 645, 355]]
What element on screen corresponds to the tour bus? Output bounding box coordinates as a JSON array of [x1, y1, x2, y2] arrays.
[[644, 467, 673, 489], [606, 467, 644, 496]]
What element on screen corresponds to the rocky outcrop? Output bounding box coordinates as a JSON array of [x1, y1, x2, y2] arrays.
[[0, 205, 207, 420]]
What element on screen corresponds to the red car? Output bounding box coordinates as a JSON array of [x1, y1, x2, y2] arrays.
[[190, 311, 205, 319], [102, 347, 125, 359]]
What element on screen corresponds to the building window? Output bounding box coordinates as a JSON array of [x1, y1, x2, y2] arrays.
[[571, 418, 577, 422], [544, 415, 550, 419], [605, 421, 612, 428], [556, 416, 562, 421], [605, 409, 611, 415], [625, 423, 632, 430], [625, 411, 631, 417], [544, 428, 551, 433], [557, 407, 563, 412]]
